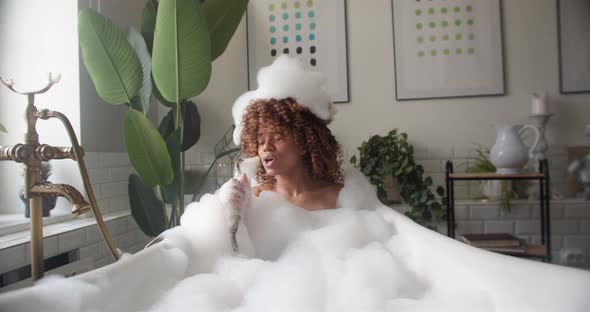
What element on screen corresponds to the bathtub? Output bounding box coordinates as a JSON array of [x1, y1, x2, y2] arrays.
[[0, 203, 589, 311]]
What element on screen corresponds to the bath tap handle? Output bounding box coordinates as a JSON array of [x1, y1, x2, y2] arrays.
[[34, 144, 80, 161], [0, 144, 32, 162]]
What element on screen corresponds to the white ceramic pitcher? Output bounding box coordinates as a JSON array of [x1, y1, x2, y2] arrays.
[[490, 124, 540, 174]]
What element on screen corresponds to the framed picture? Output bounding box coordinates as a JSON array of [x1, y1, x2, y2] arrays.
[[391, 0, 505, 100], [246, 0, 349, 103], [557, 0, 590, 94]]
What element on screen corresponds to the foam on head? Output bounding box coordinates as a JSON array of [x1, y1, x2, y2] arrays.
[[232, 55, 335, 145]]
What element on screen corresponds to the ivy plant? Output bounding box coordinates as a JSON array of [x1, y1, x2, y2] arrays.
[[350, 129, 446, 227]]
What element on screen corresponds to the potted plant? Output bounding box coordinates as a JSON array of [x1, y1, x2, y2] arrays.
[[20, 162, 57, 218], [350, 129, 446, 228], [78, 0, 248, 236], [463, 145, 528, 212]]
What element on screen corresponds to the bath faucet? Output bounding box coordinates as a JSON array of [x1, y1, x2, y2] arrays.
[[0, 74, 120, 281]]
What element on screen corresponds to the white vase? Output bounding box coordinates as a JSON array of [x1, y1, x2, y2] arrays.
[[490, 124, 540, 174]]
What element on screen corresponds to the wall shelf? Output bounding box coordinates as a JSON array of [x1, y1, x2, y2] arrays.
[[445, 160, 551, 262]]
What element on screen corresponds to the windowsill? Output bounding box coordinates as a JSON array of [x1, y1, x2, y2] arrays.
[[0, 210, 130, 250], [0, 211, 75, 236]]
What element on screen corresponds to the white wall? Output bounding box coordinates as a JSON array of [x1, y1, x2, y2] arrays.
[[189, 0, 589, 164]]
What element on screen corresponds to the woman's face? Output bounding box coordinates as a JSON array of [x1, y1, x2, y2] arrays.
[[257, 125, 304, 176]]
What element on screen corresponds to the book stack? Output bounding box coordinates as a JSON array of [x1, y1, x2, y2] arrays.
[[461, 233, 527, 255]]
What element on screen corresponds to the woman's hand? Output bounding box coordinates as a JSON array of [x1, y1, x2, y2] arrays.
[[218, 173, 251, 210]]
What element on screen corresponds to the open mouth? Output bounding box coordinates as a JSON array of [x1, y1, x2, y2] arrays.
[[262, 156, 276, 168]]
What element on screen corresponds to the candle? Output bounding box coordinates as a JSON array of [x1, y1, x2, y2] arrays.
[[531, 92, 549, 115]]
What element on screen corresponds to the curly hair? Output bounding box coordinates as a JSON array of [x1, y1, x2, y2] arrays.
[[240, 97, 343, 190]]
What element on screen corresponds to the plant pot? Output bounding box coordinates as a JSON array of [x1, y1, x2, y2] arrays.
[[20, 184, 58, 218], [481, 180, 502, 201], [383, 175, 402, 204]]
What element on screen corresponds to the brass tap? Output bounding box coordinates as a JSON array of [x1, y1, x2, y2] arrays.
[[0, 74, 119, 281], [30, 183, 91, 216]]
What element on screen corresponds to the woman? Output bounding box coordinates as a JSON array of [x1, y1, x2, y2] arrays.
[[221, 96, 344, 213]]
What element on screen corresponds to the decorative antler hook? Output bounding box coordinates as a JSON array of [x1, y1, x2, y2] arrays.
[[0, 72, 61, 95]]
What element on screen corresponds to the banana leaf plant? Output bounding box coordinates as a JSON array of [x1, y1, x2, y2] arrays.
[[78, 0, 248, 236]]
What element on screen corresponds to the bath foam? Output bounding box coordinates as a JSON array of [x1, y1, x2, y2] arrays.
[[1, 166, 590, 312]]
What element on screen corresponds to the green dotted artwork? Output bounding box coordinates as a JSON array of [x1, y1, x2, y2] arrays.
[[412, 1, 478, 58], [263, 0, 323, 67]]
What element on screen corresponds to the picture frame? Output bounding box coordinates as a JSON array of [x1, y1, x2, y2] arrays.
[[557, 0, 590, 94], [246, 0, 350, 103], [391, 0, 505, 100]]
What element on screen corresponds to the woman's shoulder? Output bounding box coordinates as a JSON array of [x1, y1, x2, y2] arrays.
[[251, 185, 266, 197]]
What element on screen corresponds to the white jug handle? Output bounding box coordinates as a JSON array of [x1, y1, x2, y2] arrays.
[[519, 124, 540, 158]]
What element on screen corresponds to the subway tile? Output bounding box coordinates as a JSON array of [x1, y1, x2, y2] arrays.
[[100, 181, 128, 198], [470, 205, 499, 219], [24, 235, 58, 265], [110, 196, 130, 212], [515, 220, 541, 235], [0, 244, 26, 273], [58, 229, 87, 254], [454, 206, 469, 219], [105, 218, 128, 237], [500, 205, 531, 219], [99, 153, 130, 168], [564, 236, 590, 249], [85, 225, 101, 244], [455, 221, 483, 234], [109, 166, 134, 182], [87, 168, 112, 185], [531, 203, 564, 218], [552, 220, 580, 235], [565, 203, 590, 218], [421, 160, 443, 174], [484, 220, 514, 233], [581, 221, 590, 234], [83, 152, 100, 169], [79, 243, 98, 259], [427, 144, 453, 160]]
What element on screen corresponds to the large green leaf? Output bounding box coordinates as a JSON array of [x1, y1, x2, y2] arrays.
[[180, 100, 201, 151], [0, 122, 6, 133], [127, 27, 152, 114], [158, 101, 201, 151], [161, 129, 181, 204], [152, 0, 212, 103], [141, 0, 158, 54], [128, 174, 167, 237], [152, 74, 176, 108], [78, 9, 142, 105], [124, 109, 174, 187], [202, 0, 248, 61]]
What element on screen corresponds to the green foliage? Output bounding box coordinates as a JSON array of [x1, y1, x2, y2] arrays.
[[128, 174, 167, 236], [126, 27, 153, 114], [123, 109, 174, 188], [463, 145, 524, 211], [78, 0, 248, 237], [152, 0, 211, 103], [203, 0, 249, 60], [351, 129, 446, 227], [78, 9, 142, 105]]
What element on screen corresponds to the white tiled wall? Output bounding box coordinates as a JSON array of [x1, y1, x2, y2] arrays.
[[405, 143, 589, 268]]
